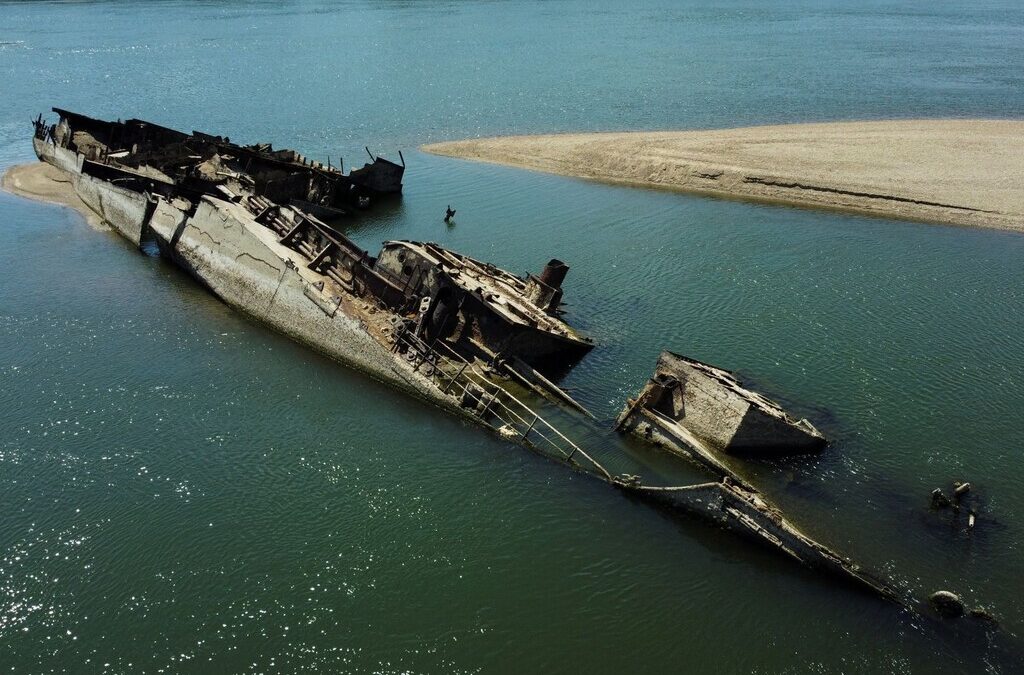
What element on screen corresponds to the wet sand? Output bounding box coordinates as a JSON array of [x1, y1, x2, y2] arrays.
[[423, 120, 1024, 231], [1, 162, 105, 229]]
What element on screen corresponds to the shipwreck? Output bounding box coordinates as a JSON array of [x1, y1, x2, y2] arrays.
[[29, 107, 606, 465], [25, 107, 982, 620], [33, 108, 403, 232], [616, 351, 827, 479]]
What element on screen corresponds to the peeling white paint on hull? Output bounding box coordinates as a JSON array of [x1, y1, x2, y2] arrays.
[[145, 195, 472, 416], [73, 171, 151, 245], [33, 138, 150, 245], [32, 136, 82, 175]]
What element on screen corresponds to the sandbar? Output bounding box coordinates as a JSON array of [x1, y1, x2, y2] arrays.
[[423, 120, 1024, 231], [1, 161, 105, 229]]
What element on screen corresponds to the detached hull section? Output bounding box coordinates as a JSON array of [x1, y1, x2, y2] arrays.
[[631, 480, 898, 601], [617, 351, 826, 462]]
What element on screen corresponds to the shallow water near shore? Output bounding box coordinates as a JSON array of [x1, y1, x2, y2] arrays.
[[2, 0, 1024, 672]]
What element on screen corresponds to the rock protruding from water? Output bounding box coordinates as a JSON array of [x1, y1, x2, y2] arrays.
[[929, 590, 965, 618], [969, 607, 997, 624], [930, 488, 951, 509]]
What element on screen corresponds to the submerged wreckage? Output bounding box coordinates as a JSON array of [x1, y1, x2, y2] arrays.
[[616, 351, 827, 480], [26, 108, 980, 619]]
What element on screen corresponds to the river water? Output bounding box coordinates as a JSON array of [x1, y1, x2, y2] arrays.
[[2, 1, 1023, 672]]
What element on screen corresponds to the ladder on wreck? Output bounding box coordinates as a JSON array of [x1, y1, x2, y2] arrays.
[[244, 193, 614, 482], [391, 325, 614, 482]]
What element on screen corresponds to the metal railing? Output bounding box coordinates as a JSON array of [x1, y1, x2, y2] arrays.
[[392, 326, 612, 481], [241, 194, 612, 480], [245, 195, 415, 303]]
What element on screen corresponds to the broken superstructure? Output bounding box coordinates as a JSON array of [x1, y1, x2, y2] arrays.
[[28, 108, 960, 617], [616, 351, 826, 478], [33, 108, 403, 228]]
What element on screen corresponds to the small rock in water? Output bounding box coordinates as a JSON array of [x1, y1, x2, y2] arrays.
[[929, 590, 965, 618], [931, 488, 951, 509], [969, 607, 997, 623]]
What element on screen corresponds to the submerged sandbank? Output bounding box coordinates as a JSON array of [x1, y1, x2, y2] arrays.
[[423, 120, 1024, 231], [1, 161, 105, 228]]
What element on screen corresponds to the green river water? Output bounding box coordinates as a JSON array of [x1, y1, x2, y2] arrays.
[[2, 1, 1023, 672]]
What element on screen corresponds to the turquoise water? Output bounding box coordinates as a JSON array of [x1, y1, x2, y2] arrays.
[[2, 1, 1024, 672]]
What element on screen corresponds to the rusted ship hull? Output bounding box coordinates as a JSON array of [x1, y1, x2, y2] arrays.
[[34, 108, 404, 215], [33, 137, 153, 245]]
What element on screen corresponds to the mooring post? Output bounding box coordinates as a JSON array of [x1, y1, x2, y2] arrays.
[[443, 362, 468, 394], [523, 414, 539, 440], [480, 391, 498, 417]]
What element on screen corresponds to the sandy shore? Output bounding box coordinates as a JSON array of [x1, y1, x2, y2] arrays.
[[423, 120, 1024, 231], [1, 162, 105, 229]]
